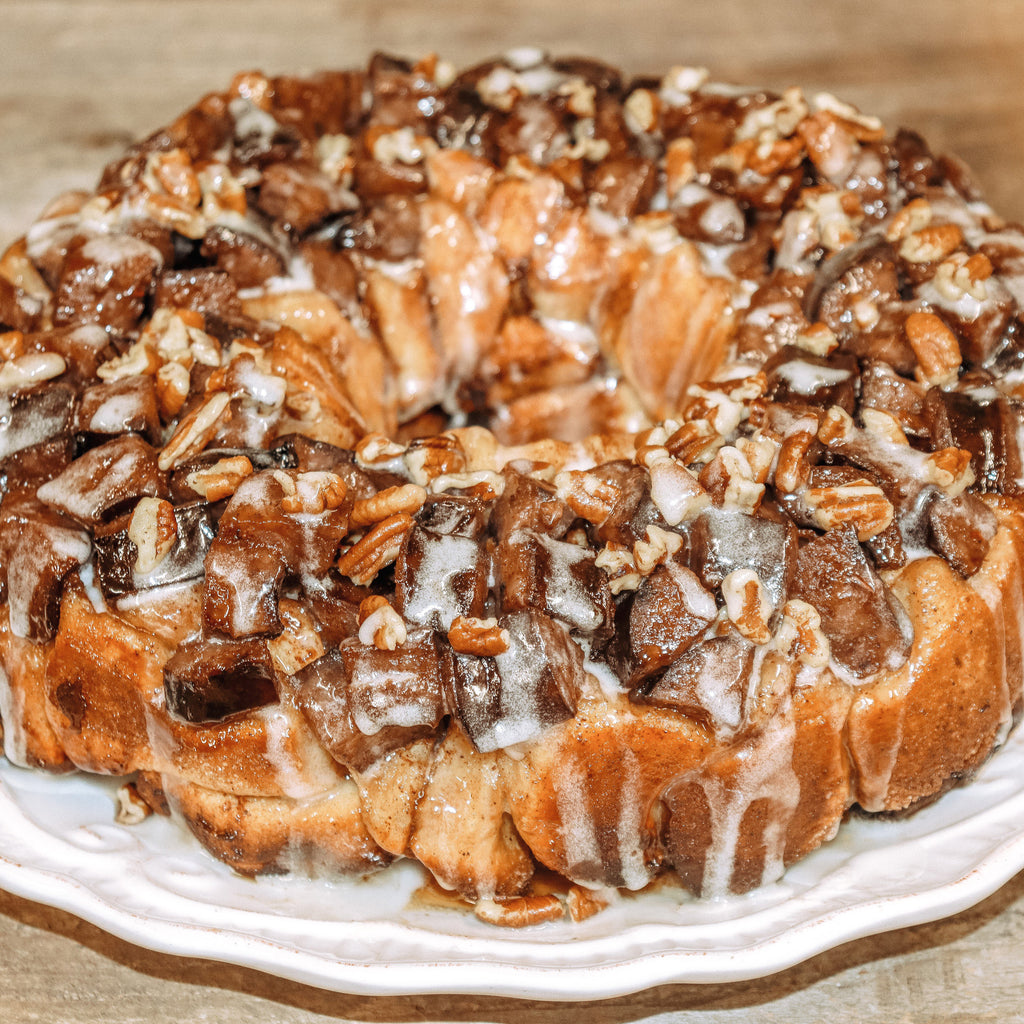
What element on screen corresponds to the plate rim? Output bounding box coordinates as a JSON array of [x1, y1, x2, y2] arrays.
[[2, 744, 1024, 1000]]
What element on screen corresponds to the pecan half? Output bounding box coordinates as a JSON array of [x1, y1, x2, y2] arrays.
[[802, 478, 894, 541], [350, 483, 427, 527], [473, 895, 565, 928], [904, 311, 962, 387], [158, 391, 231, 470], [186, 455, 254, 501], [336, 512, 414, 585]]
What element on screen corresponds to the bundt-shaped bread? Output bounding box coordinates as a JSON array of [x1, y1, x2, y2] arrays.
[[2, 49, 1024, 924]]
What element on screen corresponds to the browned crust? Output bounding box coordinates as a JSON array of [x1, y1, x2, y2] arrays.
[[163, 775, 391, 877]]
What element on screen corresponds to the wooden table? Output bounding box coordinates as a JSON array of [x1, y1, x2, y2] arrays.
[[1, 2, 1023, 1020]]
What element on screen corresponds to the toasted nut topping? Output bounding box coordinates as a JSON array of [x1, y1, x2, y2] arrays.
[[817, 406, 855, 446], [595, 542, 641, 594], [370, 125, 438, 165], [702, 445, 764, 514], [595, 542, 634, 574], [448, 615, 510, 656], [0, 351, 66, 391], [802, 188, 862, 251], [860, 408, 910, 446], [355, 432, 406, 466], [357, 598, 407, 651], [473, 895, 565, 928], [684, 390, 745, 438], [428, 470, 505, 499], [128, 497, 178, 575], [904, 311, 962, 387], [281, 471, 347, 514], [899, 222, 964, 263], [773, 599, 830, 667], [197, 161, 248, 218], [337, 512, 414, 585], [115, 783, 152, 826], [559, 76, 597, 118], [664, 419, 722, 464], [404, 435, 466, 485], [775, 429, 816, 493], [645, 451, 709, 526], [0, 331, 25, 362], [633, 524, 684, 575], [735, 435, 778, 484], [933, 251, 994, 303], [186, 455, 254, 501], [155, 361, 191, 418], [884, 197, 932, 242], [803, 478, 894, 541], [635, 443, 670, 470], [554, 470, 620, 524], [923, 447, 976, 497], [566, 886, 610, 923], [664, 135, 697, 194], [158, 391, 231, 470], [625, 88, 660, 135], [793, 322, 838, 356], [97, 339, 161, 382], [268, 599, 325, 675], [145, 148, 201, 206], [722, 569, 773, 645], [357, 595, 391, 625], [350, 483, 427, 528]]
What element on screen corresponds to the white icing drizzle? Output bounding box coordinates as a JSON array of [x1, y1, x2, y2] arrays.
[[350, 665, 436, 735], [582, 656, 627, 701], [770, 360, 852, 394], [520, 529, 602, 633], [487, 618, 556, 749], [6, 524, 91, 639], [77, 562, 108, 614], [0, 660, 29, 767], [615, 747, 650, 890], [553, 755, 604, 882], [257, 704, 333, 800], [87, 391, 144, 434], [697, 707, 800, 896], [400, 531, 481, 630], [970, 532, 1024, 747]]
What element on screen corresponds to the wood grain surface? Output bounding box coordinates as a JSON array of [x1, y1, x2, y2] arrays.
[[1, 2, 1023, 1021]]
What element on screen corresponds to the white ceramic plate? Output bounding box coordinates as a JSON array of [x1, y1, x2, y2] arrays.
[[2, 721, 1024, 1001]]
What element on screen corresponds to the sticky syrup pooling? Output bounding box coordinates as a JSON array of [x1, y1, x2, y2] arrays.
[[2, 50, 1024, 924]]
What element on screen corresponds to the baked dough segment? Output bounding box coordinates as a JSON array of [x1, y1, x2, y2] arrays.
[[501, 686, 714, 891], [408, 726, 534, 899], [3, 51, 1024, 921], [847, 552, 1013, 812], [164, 775, 391, 877], [606, 242, 735, 421], [662, 672, 853, 895], [0, 609, 70, 770], [43, 582, 347, 799], [44, 580, 170, 776]]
